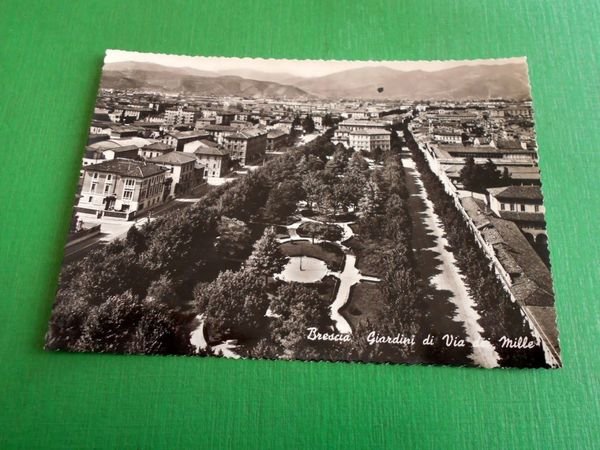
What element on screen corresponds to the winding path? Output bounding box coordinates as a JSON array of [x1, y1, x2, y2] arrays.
[[278, 215, 380, 334]]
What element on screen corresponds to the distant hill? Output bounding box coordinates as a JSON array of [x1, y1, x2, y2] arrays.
[[102, 62, 312, 99], [294, 63, 531, 100], [102, 60, 530, 100]]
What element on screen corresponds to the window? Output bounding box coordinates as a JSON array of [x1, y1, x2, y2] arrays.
[[123, 190, 133, 200], [500, 203, 506, 211], [92, 172, 98, 179], [510, 203, 515, 211], [88, 196, 93, 202], [125, 179, 135, 187], [520, 204, 526, 212], [534, 205, 540, 212], [107, 174, 112, 181], [91, 182, 97, 193], [104, 185, 110, 194]]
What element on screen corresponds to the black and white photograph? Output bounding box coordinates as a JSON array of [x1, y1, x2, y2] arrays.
[[45, 50, 560, 369]]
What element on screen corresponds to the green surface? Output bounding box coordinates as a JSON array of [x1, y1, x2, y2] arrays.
[[1, 0, 598, 448]]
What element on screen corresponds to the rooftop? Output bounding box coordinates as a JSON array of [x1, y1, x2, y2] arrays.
[[194, 146, 230, 157], [201, 125, 237, 132], [142, 142, 174, 151], [166, 130, 210, 140], [148, 152, 196, 165], [440, 145, 535, 155], [84, 159, 167, 178], [461, 197, 554, 307], [487, 185, 544, 201], [267, 129, 288, 139], [349, 128, 391, 136]]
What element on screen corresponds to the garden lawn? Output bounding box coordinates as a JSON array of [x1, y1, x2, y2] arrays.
[[340, 282, 386, 331]]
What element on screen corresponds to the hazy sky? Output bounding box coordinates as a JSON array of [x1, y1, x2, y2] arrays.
[[105, 49, 525, 77]]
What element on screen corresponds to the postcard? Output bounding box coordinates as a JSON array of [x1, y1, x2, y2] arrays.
[[45, 50, 560, 368]]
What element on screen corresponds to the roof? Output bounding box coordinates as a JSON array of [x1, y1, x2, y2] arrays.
[[441, 145, 534, 155], [349, 128, 391, 136], [496, 139, 525, 150], [487, 185, 543, 201], [461, 197, 554, 307], [148, 152, 196, 165], [167, 130, 210, 140], [194, 147, 230, 157], [339, 119, 386, 127], [183, 139, 219, 153], [142, 142, 174, 151], [87, 137, 156, 150], [267, 129, 288, 139], [84, 159, 167, 178], [226, 128, 267, 139], [102, 145, 139, 154], [201, 125, 237, 132]]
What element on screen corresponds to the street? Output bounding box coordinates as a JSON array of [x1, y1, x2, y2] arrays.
[[402, 154, 499, 368], [62, 195, 201, 264]]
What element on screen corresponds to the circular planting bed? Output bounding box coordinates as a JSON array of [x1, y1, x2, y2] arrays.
[[297, 221, 344, 242]]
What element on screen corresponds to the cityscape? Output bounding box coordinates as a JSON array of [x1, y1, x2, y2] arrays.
[[46, 52, 560, 368]]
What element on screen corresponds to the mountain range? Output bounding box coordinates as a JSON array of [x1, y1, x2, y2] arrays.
[[101, 61, 531, 100]]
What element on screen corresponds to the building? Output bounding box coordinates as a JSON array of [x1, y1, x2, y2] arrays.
[[182, 139, 220, 154], [148, 151, 200, 197], [348, 129, 391, 152], [164, 107, 197, 126], [194, 117, 216, 129], [437, 144, 536, 162], [139, 142, 174, 160], [215, 111, 236, 125], [109, 127, 139, 138], [161, 130, 210, 151], [100, 145, 139, 161], [312, 115, 323, 130], [230, 120, 253, 129], [266, 129, 288, 152], [222, 128, 267, 165], [272, 119, 293, 133], [432, 130, 462, 144], [193, 146, 231, 178], [76, 159, 168, 220], [461, 196, 559, 366], [200, 125, 237, 145], [486, 185, 546, 242], [332, 119, 388, 146]]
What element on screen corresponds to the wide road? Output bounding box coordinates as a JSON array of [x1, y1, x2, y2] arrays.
[[62, 197, 198, 265], [401, 154, 499, 368]]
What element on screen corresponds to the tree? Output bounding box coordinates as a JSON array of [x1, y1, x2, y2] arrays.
[[500, 167, 512, 186], [125, 225, 147, 253], [322, 113, 334, 128], [264, 180, 303, 223], [127, 301, 189, 355], [246, 227, 288, 283], [302, 172, 323, 211], [371, 146, 383, 163], [45, 296, 91, 351], [195, 270, 268, 342], [214, 216, 252, 260], [302, 115, 315, 134], [146, 274, 179, 306], [297, 154, 325, 174], [269, 283, 332, 359], [77, 291, 143, 353], [459, 156, 479, 191]]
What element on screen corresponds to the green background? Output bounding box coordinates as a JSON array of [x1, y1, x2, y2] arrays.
[[1, 0, 598, 448]]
